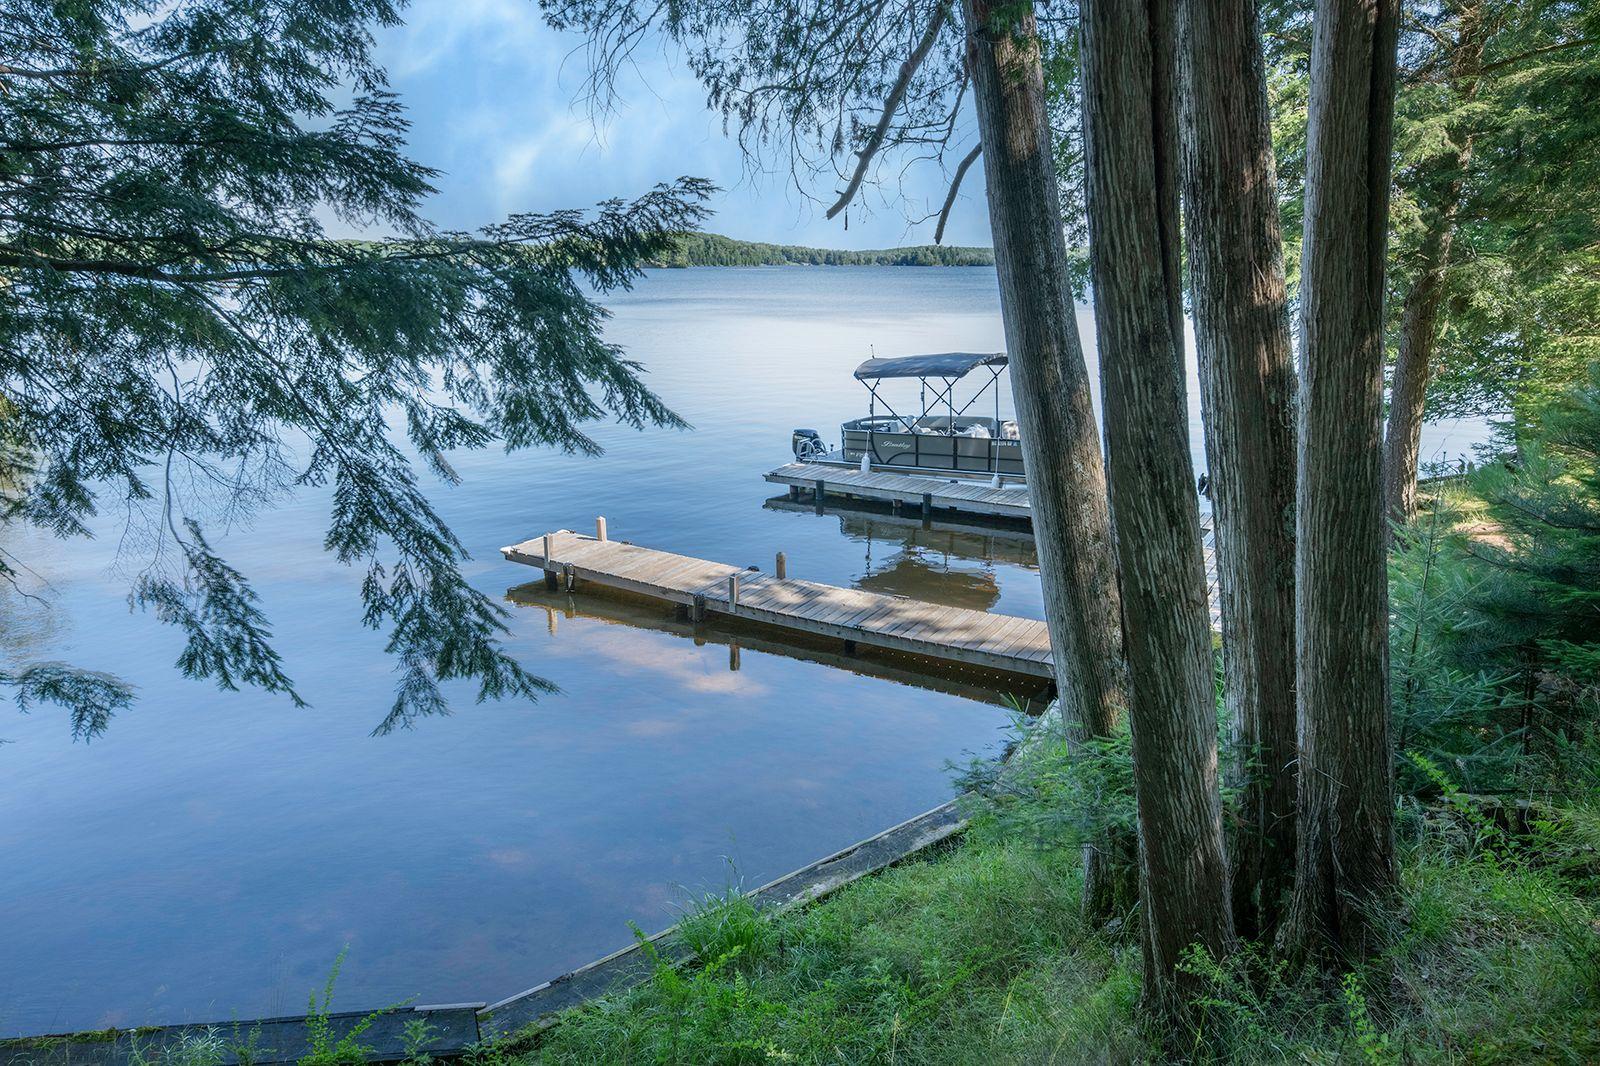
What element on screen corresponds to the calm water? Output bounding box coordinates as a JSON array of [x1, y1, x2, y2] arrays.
[[0, 268, 1487, 1036]]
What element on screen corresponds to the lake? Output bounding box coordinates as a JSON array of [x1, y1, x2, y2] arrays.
[[0, 267, 1487, 1036]]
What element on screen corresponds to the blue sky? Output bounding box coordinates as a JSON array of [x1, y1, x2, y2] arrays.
[[368, 0, 994, 249]]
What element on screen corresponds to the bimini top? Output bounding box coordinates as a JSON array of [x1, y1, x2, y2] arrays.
[[852, 352, 1008, 381]]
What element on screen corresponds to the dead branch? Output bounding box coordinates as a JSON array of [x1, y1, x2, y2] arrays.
[[825, 3, 950, 219], [933, 141, 981, 244]]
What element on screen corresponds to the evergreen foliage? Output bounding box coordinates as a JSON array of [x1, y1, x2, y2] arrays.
[[1260, 0, 1600, 420], [0, 0, 712, 736], [540, 0, 1001, 235], [1396, 0, 1600, 423], [1392, 363, 1600, 793]]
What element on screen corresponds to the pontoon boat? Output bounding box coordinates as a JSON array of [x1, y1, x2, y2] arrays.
[[791, 352, 1024, 481]]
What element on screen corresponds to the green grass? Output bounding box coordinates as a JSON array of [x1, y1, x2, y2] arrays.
[[488, 792, 1600, 1065], [520, 834, 1143, 1064]]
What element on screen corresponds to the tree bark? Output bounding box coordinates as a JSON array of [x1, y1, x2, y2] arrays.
[[960, 0, 1132, 920], [1281, 0, 1401, 964], [1382, 207, 1456, 531], [1079, 0, 1234, 1017], [1175, 0, 1300, 940], [1383, 7, 1487, 532]]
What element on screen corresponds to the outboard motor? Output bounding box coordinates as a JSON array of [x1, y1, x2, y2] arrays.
[[792, 428, 824, 460]]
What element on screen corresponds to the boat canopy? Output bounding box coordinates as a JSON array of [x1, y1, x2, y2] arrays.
[[852, 352, 1008, 381]]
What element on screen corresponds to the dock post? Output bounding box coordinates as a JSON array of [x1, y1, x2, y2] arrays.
[[727, 572, 740, 612], [813, 479, 825, 504], [692, 593, 706, 623], [542, 533, 557, 590], [562, 562, 575, 592], [596, 516, 607, 542], [921, 493, 932, 519], [788, 485, 801, 501], [729, 643, 741, 671], [775, 552, 787, 580]]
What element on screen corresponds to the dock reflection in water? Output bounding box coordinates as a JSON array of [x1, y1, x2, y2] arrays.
[[505, 583, 1054, 716]]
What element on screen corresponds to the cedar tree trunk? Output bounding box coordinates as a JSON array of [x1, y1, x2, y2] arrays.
[[1383, 8, 1487, 531], [1382, 192, 1459, 531], [1079, 0, 1235, 1016], [1175, 0, 1300, 939], [1282, 0, 1402, 964], [961, 0, 1133, 920]]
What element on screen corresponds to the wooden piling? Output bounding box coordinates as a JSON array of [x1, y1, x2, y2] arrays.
[[596, 516, 608, 542], [542, 533, 557, 590], [775, 552, 787, 580]]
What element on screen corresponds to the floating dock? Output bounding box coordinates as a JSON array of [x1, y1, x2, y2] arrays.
[[501, 529, 1054, 679], [764, 461, 1031, 520]]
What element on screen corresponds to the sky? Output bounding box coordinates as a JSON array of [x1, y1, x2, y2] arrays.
[[368, 0, 995, 249]]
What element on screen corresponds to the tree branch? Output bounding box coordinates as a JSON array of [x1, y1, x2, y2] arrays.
[[825, 3, 950, 219], [934, 142, 981, 244], [1478, 36, 1597, 75]]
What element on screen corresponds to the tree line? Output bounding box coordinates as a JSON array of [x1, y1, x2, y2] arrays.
[[648, 232, 997, 267]]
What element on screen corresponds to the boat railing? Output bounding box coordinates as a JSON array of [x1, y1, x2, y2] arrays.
[[840, 417, 1024, 477]]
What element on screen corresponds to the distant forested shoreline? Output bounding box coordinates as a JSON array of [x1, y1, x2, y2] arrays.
[[648, 232, 995, 267]]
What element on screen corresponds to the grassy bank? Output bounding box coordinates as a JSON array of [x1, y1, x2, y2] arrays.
[[489, 731, 1599, 1064]]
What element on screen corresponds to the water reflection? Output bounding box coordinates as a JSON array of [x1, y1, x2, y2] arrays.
[[761, 495, 1037, 614], [505, 582, 1051, 713]]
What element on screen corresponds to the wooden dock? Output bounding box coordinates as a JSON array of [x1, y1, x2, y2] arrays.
[[764, 461, 1032, 520], [501, 529, 1054, 679]]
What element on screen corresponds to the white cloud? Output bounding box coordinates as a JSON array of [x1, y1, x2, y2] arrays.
[[367, 0, 994, 246], [382, 0, 548, 78]]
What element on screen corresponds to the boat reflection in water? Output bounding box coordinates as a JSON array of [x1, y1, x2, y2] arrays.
[[764, 488, 1222, 629], [762, 494, 1037, 614]]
